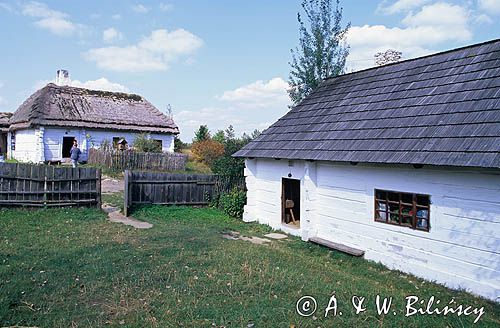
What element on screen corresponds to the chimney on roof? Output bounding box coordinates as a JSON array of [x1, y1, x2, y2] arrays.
[[55, 69, 70, 86]]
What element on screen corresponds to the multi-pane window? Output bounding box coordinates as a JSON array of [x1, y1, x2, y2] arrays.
[[375, 189, 430, 232]]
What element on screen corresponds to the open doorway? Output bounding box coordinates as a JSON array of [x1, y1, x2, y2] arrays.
[[282, 178, 300, 228], [62, 136, 75, 158], [0, 133, 7, 156]]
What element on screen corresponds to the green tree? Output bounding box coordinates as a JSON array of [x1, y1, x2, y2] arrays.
[[173, 136, 185, 153], [250, 129, 261, 139], [288, 0, 350, 105], [193, 125, 210, 143], [211, 126, 259, 176], [225, 125, 236, 140], [212, 130, 225, 143], [133, 134, 162, 153]]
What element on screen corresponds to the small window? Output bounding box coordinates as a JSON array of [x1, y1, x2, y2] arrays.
[[153, 139, 162, 150], [375, 189, 430, 232]]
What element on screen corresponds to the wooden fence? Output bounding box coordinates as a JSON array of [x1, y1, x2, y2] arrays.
[[88, 149, 187, 172], [0, 163, 101, 208], [124, 171, 245, 216]]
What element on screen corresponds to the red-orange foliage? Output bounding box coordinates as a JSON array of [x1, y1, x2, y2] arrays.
[[191, 139, 224, 166]]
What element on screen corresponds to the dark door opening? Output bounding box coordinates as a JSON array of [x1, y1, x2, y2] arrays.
[[0, 133, 7, 155], [62, 137, 75, 158], [282, 178, 300, 228]]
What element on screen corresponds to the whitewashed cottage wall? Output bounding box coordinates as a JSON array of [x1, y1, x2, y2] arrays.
[[8, 128, 44, 163], [243, 158, 500, 301], [83, 129, 175, 154], [26, 127, 174, 162], [10, 127, 175, 162]]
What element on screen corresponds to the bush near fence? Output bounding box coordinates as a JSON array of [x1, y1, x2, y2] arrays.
[[88, 148, 187, 172], [211, 174, 247, 218]]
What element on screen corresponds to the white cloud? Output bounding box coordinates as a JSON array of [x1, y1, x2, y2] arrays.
[[21, 1, 87, 37], [347, 2, 473, 71], [176, 77, 291, 140], [159, 3, 174, 12], [112, 14, 121, 20], [84, 28, 204, 72], [35, 77, 129, 93], [102, 27, 123, 43], [132, 4, 150, 13], [85, 46, 165, 72], [0, 2, 13, 13], [377, 0, 431, 14], [175, 107, 279, 141], [217, 78, 289, 108], [478, 0, 500, 14], [402, 2, 470, 32], [71, 78, 129, 93], [474, 13, 493, 24]]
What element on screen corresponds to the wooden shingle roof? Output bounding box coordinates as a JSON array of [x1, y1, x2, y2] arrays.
[[235, 39, 500, 169], [9, 83, 179, 134]]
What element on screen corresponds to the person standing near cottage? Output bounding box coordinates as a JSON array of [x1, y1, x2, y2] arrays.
[[70, 139, 81, 168]]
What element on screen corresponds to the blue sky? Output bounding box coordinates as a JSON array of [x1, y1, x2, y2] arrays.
[[0, 0, 499, 140]]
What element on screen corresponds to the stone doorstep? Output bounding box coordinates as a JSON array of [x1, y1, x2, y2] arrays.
[[264, 233, 288, 240]]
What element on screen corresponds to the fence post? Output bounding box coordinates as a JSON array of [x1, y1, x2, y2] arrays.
[[43, 169, 48, 207], [96, 168, 102, 209], [124, 170, 130, 216]]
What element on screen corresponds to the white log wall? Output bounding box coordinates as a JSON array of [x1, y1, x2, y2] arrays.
[[9, 129, 41, 163], [9, 127, 175, 162], [243, 158, 500, 301]]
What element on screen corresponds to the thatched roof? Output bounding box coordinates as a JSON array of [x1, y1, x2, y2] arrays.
[[0, 112, 12, 133], [235, 39, 500, 169], [9, 83, 179, 134]]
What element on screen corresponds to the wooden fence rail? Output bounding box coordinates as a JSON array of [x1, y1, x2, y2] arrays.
[[124, 171, 245, 216], [0, 163, 101, 208], [88, 149, 187, 172]]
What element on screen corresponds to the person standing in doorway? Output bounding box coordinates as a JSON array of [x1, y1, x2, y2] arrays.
[[70, 139, 81, 168]]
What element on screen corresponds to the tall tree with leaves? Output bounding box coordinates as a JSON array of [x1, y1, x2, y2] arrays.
[[288, 0, 350, 105], [193, 125, 210, 143]]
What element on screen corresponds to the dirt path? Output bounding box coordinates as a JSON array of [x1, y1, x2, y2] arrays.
[[102, 177, 124, 193], [102, 204, 153, 229]]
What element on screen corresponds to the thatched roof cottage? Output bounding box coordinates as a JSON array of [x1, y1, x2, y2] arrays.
[[7, 78, 179, 163]]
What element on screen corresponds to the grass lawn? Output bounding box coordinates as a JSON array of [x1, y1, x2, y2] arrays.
[[0, 200, 498, 327]]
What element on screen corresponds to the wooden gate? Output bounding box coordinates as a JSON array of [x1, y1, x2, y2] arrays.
[[124, 171, 245, 216], [0, 163, 101, 208]]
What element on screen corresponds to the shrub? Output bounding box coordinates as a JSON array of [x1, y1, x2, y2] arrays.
[[217, 188, 247, 219], [133, 134, 162, 153], [210, 126, 259, 176], [174, 136, 186, 153], [191, 139, 224, 166]]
